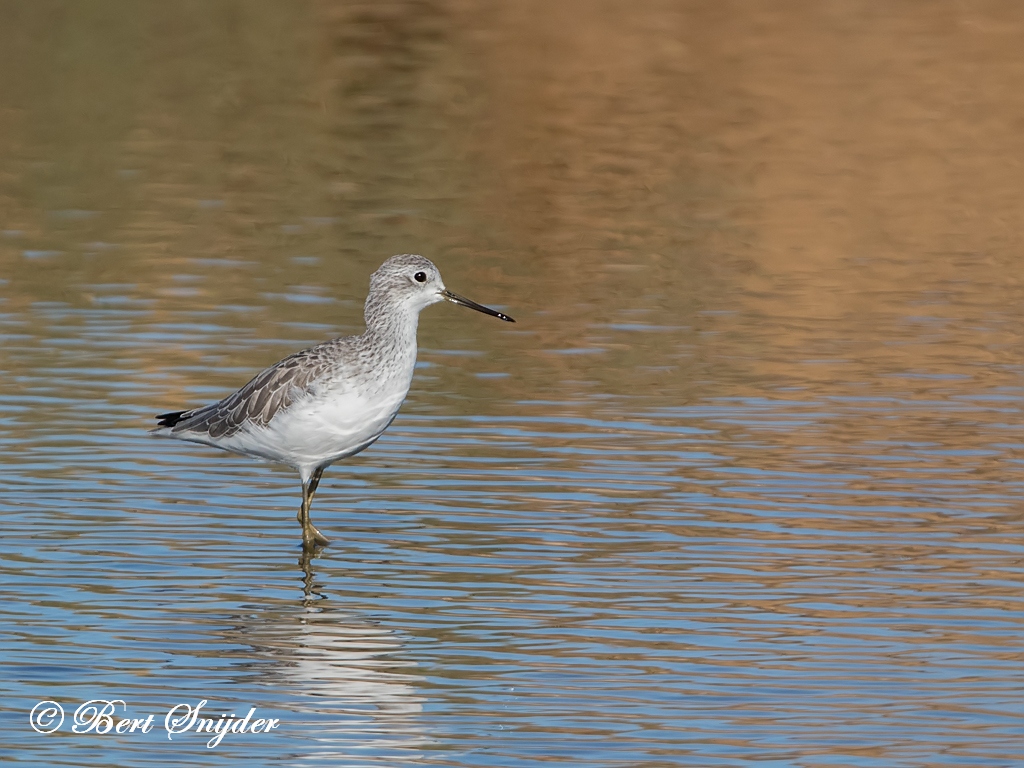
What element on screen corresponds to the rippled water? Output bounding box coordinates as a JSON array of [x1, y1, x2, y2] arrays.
[[2, 2, 1023, 766]]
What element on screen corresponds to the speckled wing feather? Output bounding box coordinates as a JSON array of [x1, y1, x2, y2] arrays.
[[156, 346, 335, 439]]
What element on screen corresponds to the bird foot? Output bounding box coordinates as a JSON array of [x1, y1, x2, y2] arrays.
[[301, 523, 331, 550]]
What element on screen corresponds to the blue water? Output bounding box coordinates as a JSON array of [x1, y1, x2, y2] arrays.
[[2, 295, 1022, 766]]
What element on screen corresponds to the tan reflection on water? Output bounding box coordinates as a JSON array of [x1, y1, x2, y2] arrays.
[[1, 1, 1023, 764], [2, 2, 1021, 395]]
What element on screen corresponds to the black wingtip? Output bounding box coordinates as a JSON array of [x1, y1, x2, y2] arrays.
[[155, 410, 188, 428]]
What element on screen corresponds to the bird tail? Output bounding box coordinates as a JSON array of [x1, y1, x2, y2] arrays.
[[154, 410, 191, 429]]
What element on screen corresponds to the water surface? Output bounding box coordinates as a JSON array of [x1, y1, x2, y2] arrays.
[[1, 2, 1023, 766]]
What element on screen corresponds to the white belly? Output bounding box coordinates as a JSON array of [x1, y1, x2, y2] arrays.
[[220, 385, 408, 472]]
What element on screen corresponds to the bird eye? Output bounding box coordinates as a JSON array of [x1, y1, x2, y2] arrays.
[[414, 271, 427, 283]]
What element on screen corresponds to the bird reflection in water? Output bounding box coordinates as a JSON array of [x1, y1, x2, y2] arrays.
[[238, 554, 432, 761]]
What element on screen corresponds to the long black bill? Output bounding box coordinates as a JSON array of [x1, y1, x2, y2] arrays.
[[442, 289, 516, 323]]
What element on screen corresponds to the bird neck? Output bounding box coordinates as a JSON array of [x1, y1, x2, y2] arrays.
[[362, 294, 420, 357]]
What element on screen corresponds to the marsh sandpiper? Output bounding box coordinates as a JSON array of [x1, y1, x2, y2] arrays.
[[151, 254, 514, 550]]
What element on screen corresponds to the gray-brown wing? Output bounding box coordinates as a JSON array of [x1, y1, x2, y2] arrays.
[[167, 347, 334, 439]]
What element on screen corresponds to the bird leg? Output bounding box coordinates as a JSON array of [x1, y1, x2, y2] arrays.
[[298, 467, 331, 549]]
